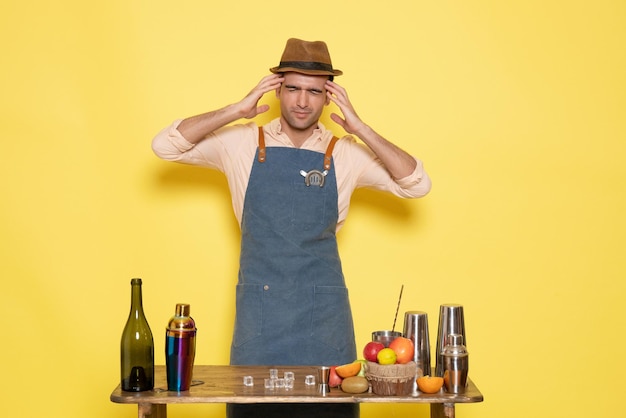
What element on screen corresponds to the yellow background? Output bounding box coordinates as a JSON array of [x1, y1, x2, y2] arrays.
[[2, 1, 624, 417]]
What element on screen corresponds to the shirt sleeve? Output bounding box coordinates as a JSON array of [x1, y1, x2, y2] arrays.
[[151, 120, 258, 173], [335, 136, 432, 199]]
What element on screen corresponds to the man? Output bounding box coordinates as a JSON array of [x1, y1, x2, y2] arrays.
[[152, 38, 431, 417]]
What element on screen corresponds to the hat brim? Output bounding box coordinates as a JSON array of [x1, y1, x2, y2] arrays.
[[270, 66, 343, 76]]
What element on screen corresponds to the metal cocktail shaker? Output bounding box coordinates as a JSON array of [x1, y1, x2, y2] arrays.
[[442, 333, 468, 394], [435, 304, 466, 377], [166, 303, 196, 391], [403, 311, 431, 377], [403, 311, 431, 395]]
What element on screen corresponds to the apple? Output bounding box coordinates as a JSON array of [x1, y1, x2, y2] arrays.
[[328, 365, 343, 388], [388, 336, 415, 364], [363, 341, 385, 362]]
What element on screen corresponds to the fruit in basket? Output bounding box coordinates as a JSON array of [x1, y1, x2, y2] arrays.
[[376, 347, 397, 365], [356, 359, 367, 376], [388, 336, 415, 364], [363, 341, 385, 362], [416, 375, 444, 393], [341, 376, 369, 393], [335, 361, 362, 378], [328, 365, 343, 388]]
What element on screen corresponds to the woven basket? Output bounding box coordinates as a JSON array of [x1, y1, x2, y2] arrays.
[[365, 361, 417, 396]]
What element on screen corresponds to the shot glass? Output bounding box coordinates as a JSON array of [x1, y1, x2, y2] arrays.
[[318, 366, 330, 395], [243, 376, 254, 387]]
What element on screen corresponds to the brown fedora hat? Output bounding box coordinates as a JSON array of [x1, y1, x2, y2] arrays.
[[270, 38, 343, 76]]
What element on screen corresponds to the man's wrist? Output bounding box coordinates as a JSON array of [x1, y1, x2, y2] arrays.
[[353, 123, 374, 141]]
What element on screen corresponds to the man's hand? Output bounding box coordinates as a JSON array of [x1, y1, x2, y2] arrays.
[[325, 80, 417, 179], [239, 74, 285, 119], [177, 74, 283, 144], [325, 80, 368, 136]]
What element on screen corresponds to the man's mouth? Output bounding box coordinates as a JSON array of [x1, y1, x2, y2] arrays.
[[293, 110, 311, 118]]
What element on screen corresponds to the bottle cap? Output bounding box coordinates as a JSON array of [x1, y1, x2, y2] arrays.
[[176, 303, 190, 317]]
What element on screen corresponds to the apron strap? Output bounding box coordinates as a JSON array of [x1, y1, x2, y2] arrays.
[[323, 136, 339, 170], [257, 126, 266, 163], [257, 126, 338, 169]]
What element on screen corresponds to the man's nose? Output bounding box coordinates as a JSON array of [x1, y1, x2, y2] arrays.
[[296, 90, 308, 107]]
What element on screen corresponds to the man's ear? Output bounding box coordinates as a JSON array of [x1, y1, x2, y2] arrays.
[[275, 85, 281, 99]]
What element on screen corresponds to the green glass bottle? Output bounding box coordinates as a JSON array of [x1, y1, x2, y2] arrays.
[[120, 278, 154, 391]]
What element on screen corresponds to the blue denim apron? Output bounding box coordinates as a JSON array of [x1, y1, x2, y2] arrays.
[[227, 128, 358, 417]]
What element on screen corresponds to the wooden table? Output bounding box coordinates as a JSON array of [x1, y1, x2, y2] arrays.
[[110, 365, 483, 418]]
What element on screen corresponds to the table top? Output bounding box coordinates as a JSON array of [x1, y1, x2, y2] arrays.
[[110, 365, 483, 405]]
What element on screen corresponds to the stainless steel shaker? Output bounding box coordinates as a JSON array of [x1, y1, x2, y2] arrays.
[[403, 311, 431, 377], [435, 304, 466, 377], [442, 333, 468, 393], [403, 311, 431, 395]]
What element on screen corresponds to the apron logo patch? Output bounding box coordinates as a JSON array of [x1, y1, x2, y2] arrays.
[[300, 169, 328, 187]]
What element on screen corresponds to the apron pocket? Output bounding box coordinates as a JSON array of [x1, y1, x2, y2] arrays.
[[289, 186, 328, 230], [232, 284, 263, 348], [311, 286, 355, 353]]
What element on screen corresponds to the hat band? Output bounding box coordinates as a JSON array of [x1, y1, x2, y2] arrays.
[[279, 61, 335, 72]]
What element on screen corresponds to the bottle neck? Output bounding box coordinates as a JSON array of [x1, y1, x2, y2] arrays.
[[130, 280, 144, 315]]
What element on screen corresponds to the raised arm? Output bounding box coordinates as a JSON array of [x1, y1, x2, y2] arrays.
[[325, 80, 418, 180], [176, 74, 284, 144]]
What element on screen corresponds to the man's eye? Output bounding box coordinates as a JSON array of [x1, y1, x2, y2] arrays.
[[286, 87, 298, 92], [309, 90, 323, 95]]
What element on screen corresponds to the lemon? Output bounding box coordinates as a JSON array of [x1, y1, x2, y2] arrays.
[[376, 347, 397, 365]]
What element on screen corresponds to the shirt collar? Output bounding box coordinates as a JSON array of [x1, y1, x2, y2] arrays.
[[268, 118, 332, 145]]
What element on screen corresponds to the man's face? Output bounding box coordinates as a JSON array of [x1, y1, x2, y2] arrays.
[[276, 72, 330, 135]]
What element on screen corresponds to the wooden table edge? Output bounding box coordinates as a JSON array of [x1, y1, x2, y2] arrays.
[[110, 365, 483, 406]]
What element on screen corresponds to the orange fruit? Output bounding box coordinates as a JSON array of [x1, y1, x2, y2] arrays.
[[389, 336, 415, 364], [376, 347, 397, 365], [335, 361, 362, 378], [416, 375, 444, 394]]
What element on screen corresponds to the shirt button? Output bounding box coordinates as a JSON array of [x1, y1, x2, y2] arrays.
[[263, 285, 270, 291]]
